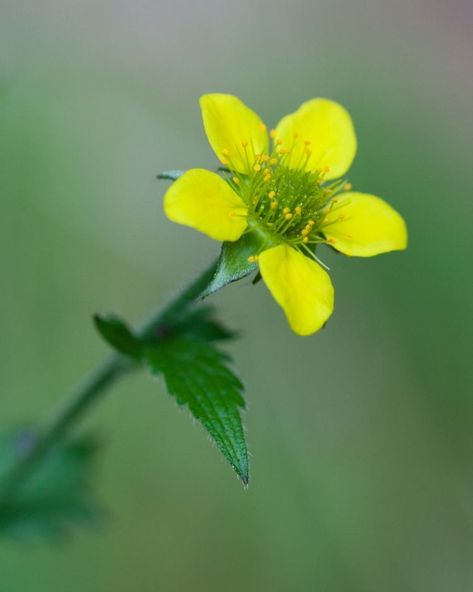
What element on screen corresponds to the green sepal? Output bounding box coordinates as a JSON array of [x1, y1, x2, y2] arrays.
[[156, 170, 185, 181], [145, 337, 248, 484], [202, 233, 265, 298], [94, 314, 142, 359], [0, 430, 102, 541]]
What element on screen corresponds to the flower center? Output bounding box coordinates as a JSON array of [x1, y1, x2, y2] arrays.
[[221, 138, 351, 258]]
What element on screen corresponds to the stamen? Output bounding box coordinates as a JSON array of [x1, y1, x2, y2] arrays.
[[225, 141, 335, 251]]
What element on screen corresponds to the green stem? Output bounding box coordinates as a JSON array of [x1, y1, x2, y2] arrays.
[[0, 260, 218, 503]]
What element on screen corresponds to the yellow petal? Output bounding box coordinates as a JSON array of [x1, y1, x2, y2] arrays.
[[275, 98, 356, 180], [259, 244, 334, 336], [323, 192, 408, 256], [163, 169, 248, 241], [200, 94, 269, 173]]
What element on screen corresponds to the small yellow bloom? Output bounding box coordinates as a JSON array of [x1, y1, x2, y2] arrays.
[[163, 94, 407, 335]]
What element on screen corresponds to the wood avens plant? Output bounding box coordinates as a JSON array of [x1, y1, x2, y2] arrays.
[[0, 93, 407, 540]]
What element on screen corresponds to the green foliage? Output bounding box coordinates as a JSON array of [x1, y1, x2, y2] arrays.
[[146, 338, 248, 483], [202, 233, 264, 297], [95, 305, 249, 483], [94, 314, 142, 359], [0, 431, 101, 541]]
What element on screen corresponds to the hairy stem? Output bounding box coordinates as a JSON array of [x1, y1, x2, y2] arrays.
[[0, 260, 217, 503]]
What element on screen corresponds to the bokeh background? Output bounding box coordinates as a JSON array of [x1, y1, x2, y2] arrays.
[[1, 0, 472, 590]]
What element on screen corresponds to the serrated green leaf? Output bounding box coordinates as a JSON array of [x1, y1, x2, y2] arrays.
[[202, 233, 265, 297], [94, 314, 142, 359], [157, 170, 185, 181], [0, 430, 101, 541], [145, 338, 249, 484]]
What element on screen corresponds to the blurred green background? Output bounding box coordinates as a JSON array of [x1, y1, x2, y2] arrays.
[[1, 0, 472, 590]]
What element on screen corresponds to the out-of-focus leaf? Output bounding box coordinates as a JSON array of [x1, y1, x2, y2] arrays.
[[145, 338, 249, 484], [202, 233, 264, 297], [0, 430, 102, 541], [94, 314, 142, 359]]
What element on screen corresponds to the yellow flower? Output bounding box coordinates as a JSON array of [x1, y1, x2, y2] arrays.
[[164, 94, 407, 336]]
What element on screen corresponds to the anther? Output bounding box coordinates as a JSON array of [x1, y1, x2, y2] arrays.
[[268, 190, 276, 198], [343, 182, 353, 191], [285, 213, 293, 220], [270, 130, 278, 139], [247, 255, 259, 263], [282, 207, 291, 214], [270, 200, 278, 210], [232, 176, 240, 184], [221, 148, 230, 157], [295, 206, 302, 215], [269, 158, 278, 165], [302, 236, 309, 243], [253, 164, 262, 172]]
